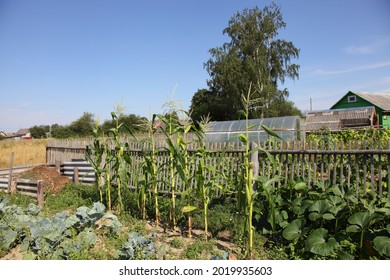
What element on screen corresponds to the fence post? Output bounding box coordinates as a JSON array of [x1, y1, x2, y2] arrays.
[[55, 160, 61, 174], [9, 177, 17, 194], [37, 180, 44, 206], [74, 167, 79, 184], [7, 152, 14, 192]]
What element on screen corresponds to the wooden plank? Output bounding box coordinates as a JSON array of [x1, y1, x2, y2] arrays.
[[339, 141, 344, 187], [16, 178, 38, 184], [18, 192, 38, 198], [313, 142, 317, 186], [388, 141, 390, 199], [370, 141, 375, 196], [378, 153, 382, 198], [347, 142, 351, 190], [332, 141, 337, 186], [354, 141, 360, 197], [320, 142, 324, 186], [16, 185, 38, 192], [308, 141, 312, 188], [363, 140, 367, 195]]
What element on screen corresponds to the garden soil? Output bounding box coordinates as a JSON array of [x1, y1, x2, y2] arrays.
[[17, 165, 72, 194]]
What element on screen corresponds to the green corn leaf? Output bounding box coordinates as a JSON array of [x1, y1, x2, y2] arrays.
[[238, 133, 248, 143], [181, 205, 198, 213], [261, 124, 284, 141]]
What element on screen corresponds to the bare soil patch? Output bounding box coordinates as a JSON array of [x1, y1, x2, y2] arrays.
[[17, 165, 72, 193]]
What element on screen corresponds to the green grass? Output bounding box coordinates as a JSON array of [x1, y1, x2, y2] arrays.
[[44, 184, 98, 214], [0, 191, 35, 208]]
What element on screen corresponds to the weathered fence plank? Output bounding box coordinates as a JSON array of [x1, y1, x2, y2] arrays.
[[46, 139, 390, 199]]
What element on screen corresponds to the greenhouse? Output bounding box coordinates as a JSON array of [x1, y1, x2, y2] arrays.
[[204, 116, 302, 143]]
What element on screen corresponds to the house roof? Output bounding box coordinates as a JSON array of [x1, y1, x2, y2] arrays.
[[354, 92, 390, 110], [305, 106, 375, 132], [15, 128, 30, 135], [332, 91, 390, 111]]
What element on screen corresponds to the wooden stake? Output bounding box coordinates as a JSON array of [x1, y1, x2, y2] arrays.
[[37, 180, 44, 206], [74, 167, 79, 184], [7, 152, 14, 192]]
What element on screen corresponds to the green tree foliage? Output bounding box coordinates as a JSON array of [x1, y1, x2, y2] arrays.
[[51, 125, 74, 139], [192, 3, 301, 122], [69, 112, 95, 137], [100, 114, 148, 135], [29, 125, 48, 139], [190, 88, 230, 122]]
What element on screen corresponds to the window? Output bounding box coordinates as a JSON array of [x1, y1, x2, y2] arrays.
[[348, 95, 357, 103]]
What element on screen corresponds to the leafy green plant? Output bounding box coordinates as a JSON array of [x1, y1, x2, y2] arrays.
[[0, 199, 121, 260], [118, 231, 156, 260], [181, 238, 216, 260], [305, 228, 339, 257]]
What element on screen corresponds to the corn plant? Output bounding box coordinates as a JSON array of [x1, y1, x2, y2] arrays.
[[103, 140, 113, 211], [142, 115, 161, 224], [107, 102, 136, 214], [174, 113, 194, 236], [138, 115, 162, 222], [184, 116, 226, 241], [237, 84, 280, 258], [85, 118, 105, 203], [155, 104, 180, 230]]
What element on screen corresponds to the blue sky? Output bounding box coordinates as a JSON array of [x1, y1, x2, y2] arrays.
[[1, 0, 389, 132]]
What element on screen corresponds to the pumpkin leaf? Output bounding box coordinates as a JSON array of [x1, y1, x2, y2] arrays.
[[282, 219, 306, 241], [305, 228, 339, 256], [373, 236, 390, 257]]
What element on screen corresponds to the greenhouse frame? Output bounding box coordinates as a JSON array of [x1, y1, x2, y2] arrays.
[[204, 116, 302, 143]]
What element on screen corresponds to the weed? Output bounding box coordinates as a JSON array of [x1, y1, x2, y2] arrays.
[[181, 238, 216, 260], [169, 237, 184, 249]]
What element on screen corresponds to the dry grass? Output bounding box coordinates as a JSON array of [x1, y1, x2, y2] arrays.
[[0, 139, 47, 169]]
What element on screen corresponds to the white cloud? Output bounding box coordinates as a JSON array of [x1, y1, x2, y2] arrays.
[[312, 61, 390, 76], [344, 37, 390, 55]]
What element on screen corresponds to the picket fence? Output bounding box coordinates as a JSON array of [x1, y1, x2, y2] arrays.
[[45, 138, 390, 199]]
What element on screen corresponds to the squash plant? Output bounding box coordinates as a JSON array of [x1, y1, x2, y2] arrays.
[[276, 182, 390, 259]]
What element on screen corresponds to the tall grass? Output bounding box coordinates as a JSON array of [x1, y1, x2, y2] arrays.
[[0, 139, 47, 168]]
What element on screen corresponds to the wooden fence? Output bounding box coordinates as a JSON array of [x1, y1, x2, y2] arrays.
[[0, 177, 44, 206], [46, 139, 390, 199]]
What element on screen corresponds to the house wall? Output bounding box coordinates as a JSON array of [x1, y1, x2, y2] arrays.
[[331, 92, 384, 126], [383, 114, 390, 128]]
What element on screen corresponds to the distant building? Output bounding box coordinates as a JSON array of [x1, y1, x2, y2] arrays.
[[3, 128, 32, 140], [330, 91, 390, 128], [305, 107, 377, 132]]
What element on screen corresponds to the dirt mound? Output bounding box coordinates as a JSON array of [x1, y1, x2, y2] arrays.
[[18, 165, 72, 193]]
